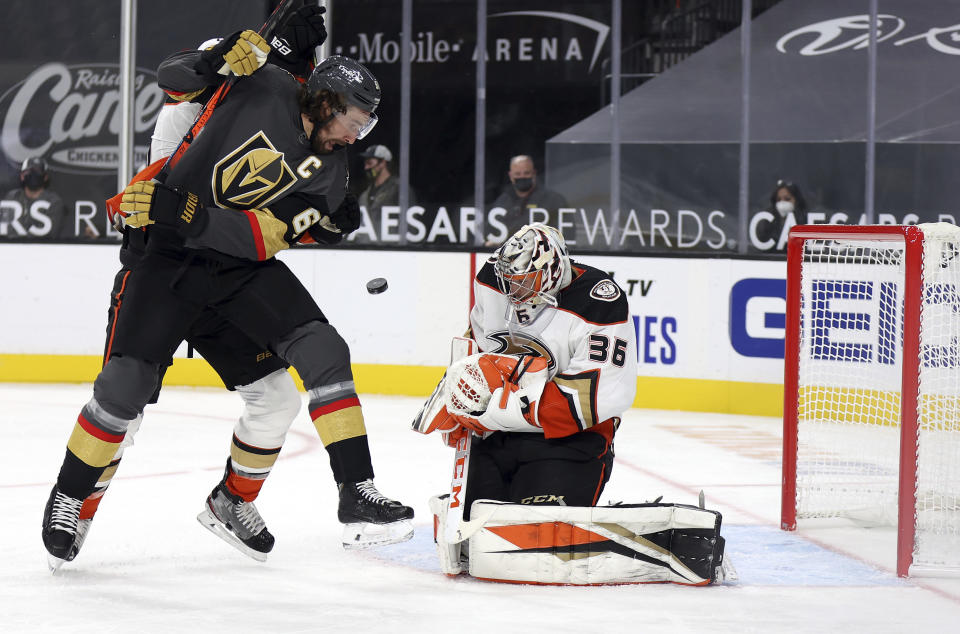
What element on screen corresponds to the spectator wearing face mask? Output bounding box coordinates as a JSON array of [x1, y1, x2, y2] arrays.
[[489, 155, 568, 246], [358, 144, 403, 219], [1, 157, 69, 239], [754, 179, 809, 252]]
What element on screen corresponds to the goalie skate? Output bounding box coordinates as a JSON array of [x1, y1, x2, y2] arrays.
[[196, 484, 274, 562], [338, 480, 414, 549]]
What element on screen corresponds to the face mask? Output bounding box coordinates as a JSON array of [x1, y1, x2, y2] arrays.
[[365, 167, 379, 180], [776, 200, 794, 215], [23, 172, 45, 189], [513, 177, 534, 193]]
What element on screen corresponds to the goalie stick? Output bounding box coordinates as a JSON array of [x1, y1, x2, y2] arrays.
[[410, 337, 478, 544], [441, 354, 543, 542], [443, 337, 477, 543]]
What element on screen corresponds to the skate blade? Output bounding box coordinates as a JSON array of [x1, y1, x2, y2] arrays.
[[716, 555, 739, 585], [47, 553, 67, 573], [196, 508, 269, 562], [341, 519, 414, 550]]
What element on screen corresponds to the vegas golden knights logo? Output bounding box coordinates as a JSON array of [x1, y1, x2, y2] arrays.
[[486, 331, 557, 370], [213, 131, 296, 210]]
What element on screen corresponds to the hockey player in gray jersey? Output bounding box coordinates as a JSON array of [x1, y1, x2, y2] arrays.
[[41, 36, 413, 570]]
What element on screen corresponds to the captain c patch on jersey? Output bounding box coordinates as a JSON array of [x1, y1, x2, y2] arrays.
[[213, 131, 296, 210], [590, 280, 621, 302]]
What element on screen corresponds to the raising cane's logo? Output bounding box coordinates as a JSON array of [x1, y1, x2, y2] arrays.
[[0, 63, 165, 174]]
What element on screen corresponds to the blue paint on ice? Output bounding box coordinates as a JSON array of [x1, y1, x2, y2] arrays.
[[723, 525, 904, 586], [367, 523, 905, 586], [365, 525, 442, 573]]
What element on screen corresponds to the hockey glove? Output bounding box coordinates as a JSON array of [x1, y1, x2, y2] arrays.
[[304, 195, 362, 245], [119, 181, 208, 238], [330, 193, 362, 234], [474, 387, 541, 433], [444, 354, 548, 434], [272, 5, 327, 66], [195, 30, 270, 79]]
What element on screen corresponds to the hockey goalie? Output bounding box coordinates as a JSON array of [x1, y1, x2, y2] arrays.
[[412, 223, 731, 585]]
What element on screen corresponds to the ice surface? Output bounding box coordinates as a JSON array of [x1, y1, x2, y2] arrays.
[[3, 383, 959, 633]]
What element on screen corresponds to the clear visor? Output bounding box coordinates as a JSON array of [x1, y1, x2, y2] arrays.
[[335, 108, 378, 140]]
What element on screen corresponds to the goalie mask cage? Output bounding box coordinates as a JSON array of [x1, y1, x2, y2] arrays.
[[781, 223, 960, 578]]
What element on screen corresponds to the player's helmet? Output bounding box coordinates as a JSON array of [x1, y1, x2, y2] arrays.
[[306, 55, 380, 140], [494, 223, 572, 307]]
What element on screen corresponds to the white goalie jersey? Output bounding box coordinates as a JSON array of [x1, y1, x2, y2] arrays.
[[469, 259, 637, 441]]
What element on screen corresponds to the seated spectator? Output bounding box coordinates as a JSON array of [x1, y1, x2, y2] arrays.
[[358, 144, 400, 217], [0, 157, 69, 239], [488, 155, 567, 246], [754, 179, 808, 252]]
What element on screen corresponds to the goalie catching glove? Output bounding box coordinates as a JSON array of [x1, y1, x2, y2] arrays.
[[413, 353, 549, 438], [119, 181, 208, 238], [194, 29, 271, 79]]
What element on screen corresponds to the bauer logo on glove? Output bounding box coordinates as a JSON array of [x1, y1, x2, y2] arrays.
[[119, 180, 207, 238]]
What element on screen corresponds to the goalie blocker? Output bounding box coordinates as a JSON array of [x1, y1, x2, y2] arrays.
[[430, 497, 730, 586]]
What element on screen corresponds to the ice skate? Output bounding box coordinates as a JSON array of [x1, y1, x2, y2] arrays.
[[338, 479, 414, 549], [197, 483, 274, 562], [41, 485, 84, 572]]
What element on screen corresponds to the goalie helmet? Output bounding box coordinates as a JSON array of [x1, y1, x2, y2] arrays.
[[494, 223, 571, 307]]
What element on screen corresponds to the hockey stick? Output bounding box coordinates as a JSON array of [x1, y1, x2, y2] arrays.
[[443, 356, 539, 543], [157, 0, 304, 179]]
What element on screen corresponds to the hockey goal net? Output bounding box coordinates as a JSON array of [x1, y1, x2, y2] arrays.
[[781, 223, 960, 577]]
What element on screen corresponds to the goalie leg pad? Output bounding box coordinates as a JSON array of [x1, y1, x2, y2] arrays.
[[465, 501, 727, 586]]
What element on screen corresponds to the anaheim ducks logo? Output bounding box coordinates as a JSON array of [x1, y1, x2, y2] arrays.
[[590, 280, 621, 302], [213, 131, 296, 209], [486, 331, 556, 370]]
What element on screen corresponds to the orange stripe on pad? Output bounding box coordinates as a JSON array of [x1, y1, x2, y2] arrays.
[[486, 522, 610, 550]]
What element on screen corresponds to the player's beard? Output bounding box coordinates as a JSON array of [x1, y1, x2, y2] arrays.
[[311, 136, 341, 155], [308, 114, 340, 154]]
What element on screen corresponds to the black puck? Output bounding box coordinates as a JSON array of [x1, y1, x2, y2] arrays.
[[366, 277, 388, 294]]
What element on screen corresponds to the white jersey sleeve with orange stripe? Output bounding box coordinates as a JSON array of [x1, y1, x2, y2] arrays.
[[149, 102, 203, 164]]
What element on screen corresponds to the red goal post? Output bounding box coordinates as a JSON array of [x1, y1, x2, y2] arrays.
[[781, 223, 960, 578]]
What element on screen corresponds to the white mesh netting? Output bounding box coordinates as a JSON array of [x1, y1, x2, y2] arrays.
[[445, 354, 494, 416], [794, 223, 960, 572]]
